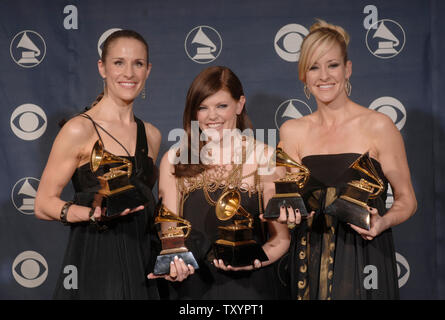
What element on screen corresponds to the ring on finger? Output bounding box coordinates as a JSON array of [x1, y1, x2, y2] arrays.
[[287, 222, 296, 229]]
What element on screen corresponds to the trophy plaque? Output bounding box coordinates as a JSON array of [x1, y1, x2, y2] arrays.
[[213, 190, 268, 267], [90, 139, 144, 217], [264, 147, 310, 219], [324, 152, 384, 230], [153, 203, 199, 275]]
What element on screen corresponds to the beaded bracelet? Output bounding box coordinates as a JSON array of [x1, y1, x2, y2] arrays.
[[60, 201, 74, 225]]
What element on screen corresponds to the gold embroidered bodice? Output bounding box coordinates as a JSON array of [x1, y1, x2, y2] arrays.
[[175, 135, 266, 216]]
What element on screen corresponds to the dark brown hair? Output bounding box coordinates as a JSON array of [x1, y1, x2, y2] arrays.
[[174, 66, 252, 177], [91, 29, 150, 107]]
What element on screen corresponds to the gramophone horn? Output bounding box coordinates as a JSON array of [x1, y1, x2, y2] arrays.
[[349, 152, 384, 199], [90, 139, 132, 176], [275, 147, 301, 168], [215, 190, 241, 221], [215, 190, 253, 227], [155, 204, 192, 238], [274, 147, 310, 188], [90, 140, 104, 173]]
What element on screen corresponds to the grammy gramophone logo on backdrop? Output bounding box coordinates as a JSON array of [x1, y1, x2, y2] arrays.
[[385, 184, 394, 210], [11, 177, 40, 215], [365, 19, 406, 59], [10, 30, 46, 68], [274, 99, 313, 130], [185, 26, 222, 64]]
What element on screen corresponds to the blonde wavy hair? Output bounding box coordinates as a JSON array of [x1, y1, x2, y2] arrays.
[[298, 19, 350, 83]]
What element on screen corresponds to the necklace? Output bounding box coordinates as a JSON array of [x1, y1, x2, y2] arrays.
[[202, 163, 243, 206]]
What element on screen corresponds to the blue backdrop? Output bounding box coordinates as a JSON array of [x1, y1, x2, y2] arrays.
[[0, 0, 443, 299]]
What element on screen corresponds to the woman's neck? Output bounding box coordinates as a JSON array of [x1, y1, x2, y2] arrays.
[[315, 96, 354, 127], [202, 130, 246, 165], [91, 96, 135, 124]]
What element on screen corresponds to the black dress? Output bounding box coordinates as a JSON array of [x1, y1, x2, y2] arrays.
[[53, 116, 160, 299], [167, 181, 280, 300], [288, 153, 399, 300]]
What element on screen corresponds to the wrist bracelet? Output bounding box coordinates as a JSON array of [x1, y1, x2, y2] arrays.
[[60, 201, 74, 225], [89, 207, 96, 223]]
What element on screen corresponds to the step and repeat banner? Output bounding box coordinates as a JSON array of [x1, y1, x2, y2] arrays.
[[0, 0, 443, 299]]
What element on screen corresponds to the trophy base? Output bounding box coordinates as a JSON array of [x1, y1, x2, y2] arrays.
[[218, 225, 252, 242], [99, 187, 145, 217], [213, 240, 269, 267], [264, 194, 308, 219], [324, 197, 370, 230], [153, 251, 199, 275]]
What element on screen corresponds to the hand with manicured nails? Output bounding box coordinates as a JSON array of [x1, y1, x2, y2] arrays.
[[147, 255, 195, 282], [260, 205, 314, 229]]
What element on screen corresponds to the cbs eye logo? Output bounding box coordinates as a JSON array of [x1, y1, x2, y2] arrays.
[[274, 24, 309, 62], [369, 97, 406, 130], [10, 104, 47, 141], [98, 28, 122, 57], [12, 251, 48, 288], [395, 252, 410, 288]]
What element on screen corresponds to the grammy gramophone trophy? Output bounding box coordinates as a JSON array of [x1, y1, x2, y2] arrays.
[[264, 147, 310, 219], [325, 152, 384, 230], [213, 190, 268, 267], [153, 202, 199, 275], [90, 139, 144, 217]]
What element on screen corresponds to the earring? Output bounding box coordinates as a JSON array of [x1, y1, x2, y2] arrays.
[[304, 84, 311, 100], [103, 78, 106, 94], [141, 86, 146, 99], [345, 79, 352, 96]]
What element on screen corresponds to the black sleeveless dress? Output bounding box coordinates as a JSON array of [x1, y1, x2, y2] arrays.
[[53, 116, 160, 299], [287, 153, 399, 300], [167, 187, 280, 300]]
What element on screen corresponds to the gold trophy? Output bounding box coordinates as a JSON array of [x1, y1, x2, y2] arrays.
[[264, 147, 310, 219], [324, 152, 384, 230], [153, 202, 199, 275], [90, 139, 144, 217], [213, 190, 268, 267]]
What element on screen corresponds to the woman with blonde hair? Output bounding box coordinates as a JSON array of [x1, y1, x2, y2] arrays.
[[279, 20, 416, 299]]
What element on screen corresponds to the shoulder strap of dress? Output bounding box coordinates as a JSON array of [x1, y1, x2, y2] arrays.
[[134, 116, 149, 156], [79, 113, 131, 157], [79, 113, 104, 146]]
